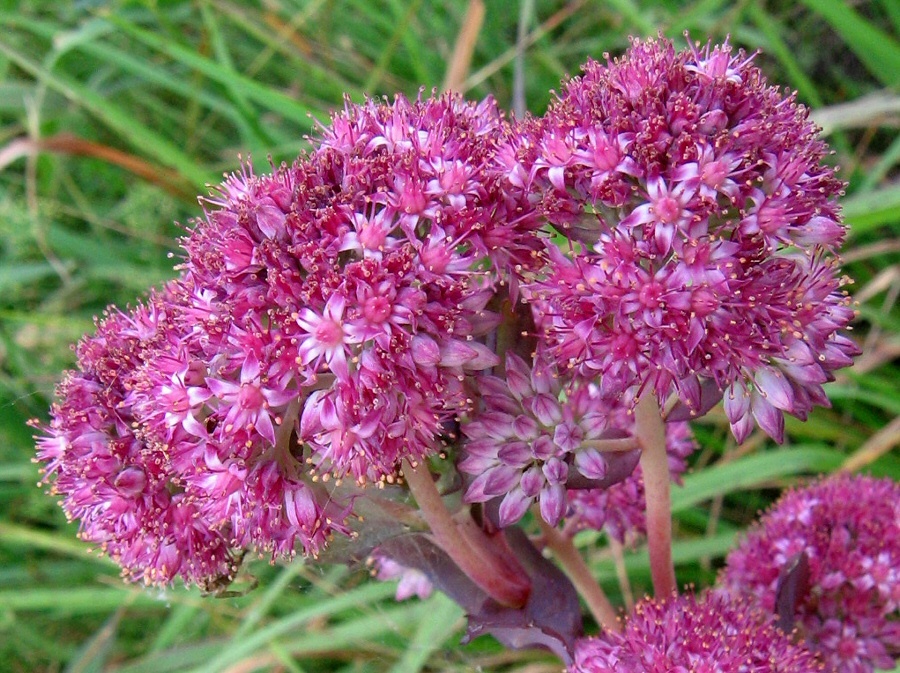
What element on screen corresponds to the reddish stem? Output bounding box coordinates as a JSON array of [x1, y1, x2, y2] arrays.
[[402, 459, 531, 607], [536, 514, 621, 632], [634, 394, 677, 598], [580, 436, 639, 452]]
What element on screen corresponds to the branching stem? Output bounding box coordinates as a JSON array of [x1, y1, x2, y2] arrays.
[[536, 514, 621, 632], [401, 459, 530, 607], [580, 437, 639, 452]]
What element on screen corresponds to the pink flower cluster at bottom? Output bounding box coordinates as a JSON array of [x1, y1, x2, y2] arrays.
[[571, 591, 824, 672]]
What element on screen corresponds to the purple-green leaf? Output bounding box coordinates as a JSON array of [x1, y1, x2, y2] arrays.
[[376, 526, 582, 665]]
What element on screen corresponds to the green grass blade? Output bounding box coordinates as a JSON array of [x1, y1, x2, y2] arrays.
[[672, 445, 845, 512], [591, 531, 739, 583], [0, 522, 116, 567], [104, 16, 318, 131], [191, 581, 397, 673], [0, 40, 211, 187], [63, 609, 122, 673], [0, 587, 168, 614], [275, 602, 428, 661], [746, 3, 822, 107], [858, 133, 900, 193], [106, 642, 227, 673], [212, 0, 358, 101], [606, 0, 657, 35], [668, 0, 730, 34], [146, 603, 204, 655], [882, 0, 900, 34], [0, 261, 62, 292], [8, 14, 264, 145], [232, 562, 305, 641], [114, 598, 425, 673], [363, 0, 427, 92], [798, 0, 900, 87], [0, 464, 38, 482], [387, 593, 463, 673], [826, 383, 900, 416], [843, 184, 900, 238], [198, 1, 275, 151]]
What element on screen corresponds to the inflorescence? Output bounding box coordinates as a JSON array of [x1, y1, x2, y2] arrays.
[[723, 474, 900, 673], [508, 37, 858, 443], [572, 590, 826, 672], [34, 34, 888, 672]]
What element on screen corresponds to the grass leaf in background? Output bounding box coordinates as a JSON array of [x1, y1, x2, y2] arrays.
[[671, 446, 845, 513], [798, 0, 900, 88], [103, 14, 319, 131], [0, 38, 212, 187]]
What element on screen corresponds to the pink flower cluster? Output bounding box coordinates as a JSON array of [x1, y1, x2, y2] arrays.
[[369, 551, 434, 601], [35, 93, 541, 586], [507, 37, 858, 443], [179, 94, 540, 483], [722, 474, 900, 673], [35, 36, 863, 605], [571, 591, 824, 672], [35, 287, 237, 585], [460, 353, 627, 527], [459, 352, 697, 531]]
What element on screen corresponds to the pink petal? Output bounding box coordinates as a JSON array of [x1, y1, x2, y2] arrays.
[[531, 393, 563, 426], [754, 368, 794, 412], [255, 202, 287, 239], [497, 441, 533, 467], [284, 484, 318, 529], [724, 383, 750, 424], [482, 464, 521, 497], [498, 488, 532, 526], [411, 335, 441, 366], [539, 484, 566, 526], [542, 457, 568, 485], [519, 467, 544, 498], [240, 352, 261, 385], [574, 447, 608, 480], [505, 354, 533, 399], [751, 391, 785, 443]]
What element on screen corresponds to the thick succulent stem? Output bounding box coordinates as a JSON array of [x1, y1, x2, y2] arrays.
[[581, 437, 639, 452], [635, 393, 677, 598], [402, 459, 531, 607], [536, 514, 621, 632]]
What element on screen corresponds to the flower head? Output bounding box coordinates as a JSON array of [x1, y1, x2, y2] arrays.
[[34, 288, 235, 586], [571, 590, 823, 672], [178, 93, 541, 483], [722, 474, 900, 673], [512, 37, 858, 442], [34, 92, 542, 587], [460, 353, 643, 527]]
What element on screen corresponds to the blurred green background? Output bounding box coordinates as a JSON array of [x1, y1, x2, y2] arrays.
[[1, 1, 898, 671]]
